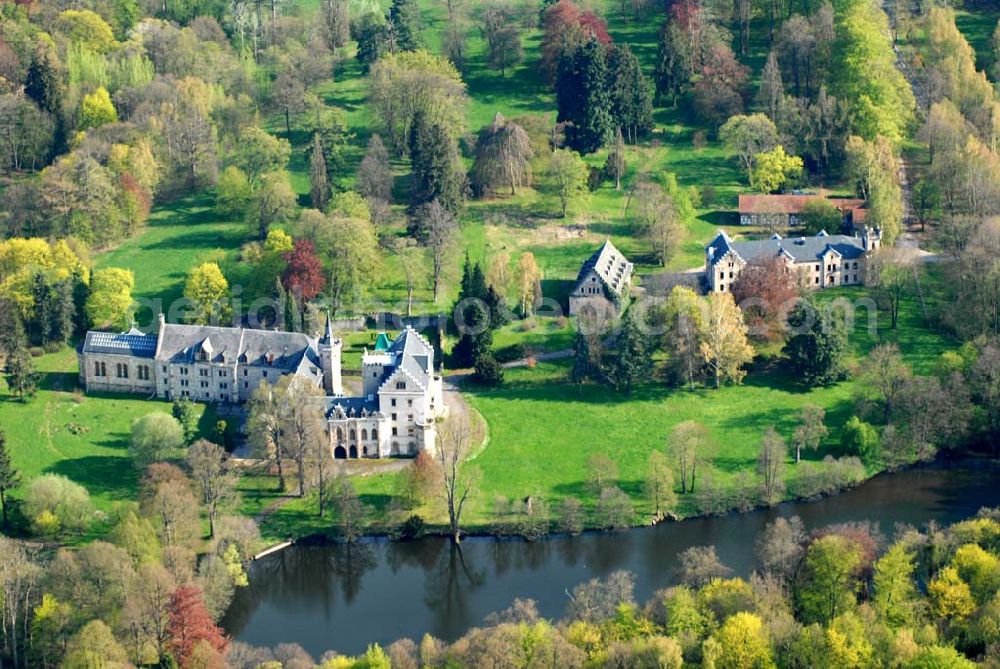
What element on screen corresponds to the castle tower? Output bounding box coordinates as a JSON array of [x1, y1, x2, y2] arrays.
[[319, 313, 343, 396]]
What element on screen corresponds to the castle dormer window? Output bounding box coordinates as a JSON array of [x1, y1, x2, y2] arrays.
[[396, 381, 405, 390]]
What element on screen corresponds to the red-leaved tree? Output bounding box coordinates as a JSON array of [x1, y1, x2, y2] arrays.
[[730, 255, 798, 342], [541, 0, 611, 83], [282, 239, 326, 302], [167, 586, 227, 667]]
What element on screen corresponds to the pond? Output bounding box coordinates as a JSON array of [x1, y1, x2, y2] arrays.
[[222, 464, 1000, 657]]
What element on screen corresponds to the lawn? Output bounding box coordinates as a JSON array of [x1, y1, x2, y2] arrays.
[[240, 284, 958, 543], [0, 347, 216, 531]]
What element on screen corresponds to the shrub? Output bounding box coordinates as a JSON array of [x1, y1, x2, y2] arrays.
[[493, 344, 526, 364], [841, 417, 880, 463], [400, 515, 425, 540], [474, 354, 504, 386], [24, 474, 93, 536], [130, 412, 185, 468]]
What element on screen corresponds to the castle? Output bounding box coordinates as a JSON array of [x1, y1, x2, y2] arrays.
[[78, 315, 445, 458], [568, 240, 634, 317]]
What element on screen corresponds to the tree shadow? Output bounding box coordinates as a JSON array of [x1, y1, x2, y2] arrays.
[[47, 455, 138, 499]]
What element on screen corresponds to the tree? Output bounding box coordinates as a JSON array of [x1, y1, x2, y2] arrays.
[[249, 172, 297, 241], [85, 267, 134, 330], [0, 432, 19, 527], [841, 416, 880, 463], [215, 166, 252, 219], [321, 0, 350, 49], [660, 286, 706, 388], [167, 586, 227, 666], [692, 43, 749, 130], [644, 451, 676, 519], [756, 427, 787, 506], [909, 646, 977, 669], [719, 114, 779, 188], [246, 381, 288, 492], [862, 343, 911, 421], [187, 440, 237, 540], [792, 406, 827, 463], [436, 415, 481, 543], [556, 37, 613, 154], [357, 134, 393, 205], [873, 544, 919, 628], [605, 128, 626, 190], [282, 239, 326, 303], [130, 413, 185, 469], [368, 50, 467, 155], [25, 42, 65, 116], [675, 545, 732, 587], [755, 516, 806, 578], [700, 292, 754, 388], [927, 566, 976, 621], [408, 111, 465, 214], [309, 134, 331, 211], [866, 248, 915, 330], [470, 113, 533, 197], [595, 487, 633, 530], [173, 399, 198, 444], [703, 612, 775, 669], [607, 45, 654, 144], [25, 474, 92, 536], [516, 252, 542, 316], [79, 86, 117, 130], [412, 200, 458, 303], [631, 181, 683, 267], [801, 199, 842, 236], [757, 51, 784, 121], [184, 263, 230, 325], [730, 256, 797, 342], [795, 534, 863, 624], [610, 310, 650, 393], [482, 3, 523, 76], [784, 301, 849, 387], [548, 148, 589, 217], [232, 127, 291, 187], [62, 620, 129, 669], [667, 421, 713, 494], [327, 473, 366, 542], [585, 453, 619, 495], [753, 146, 804, 193], [912, 179, 941, 232], [829, 0, 914, 143], [388, 0, 423, 51], [2, 313, 37, 401], [271, 72, 306, 137], [277, 376, 325, 498]]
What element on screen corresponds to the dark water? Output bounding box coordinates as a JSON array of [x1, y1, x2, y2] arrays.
[[222, 465, 1000, 657]]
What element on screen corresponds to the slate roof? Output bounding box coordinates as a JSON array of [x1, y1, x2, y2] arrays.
[[738, 194, 866, 215], [706, 231, 868, 268], [327, 395, 380, 419], [153, 323, 321, 378], [81, 328, 158, 358], [381, 327, 435, 392], [575, 240, 633, 297]]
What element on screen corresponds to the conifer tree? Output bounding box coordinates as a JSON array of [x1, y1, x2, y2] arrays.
[[309, 133, 331, 211], [0, 431, 20, 528], [388, 0, 422, 52], [757, 50, 784, 121], [556, 37, 614, 154], [409, 111, 465, 214], [25, 42, 65, 116], [2, 311, 38, 401], [605, 128, 626, 190], [611, 310, 649, 393], [608, 45, 653, 144]]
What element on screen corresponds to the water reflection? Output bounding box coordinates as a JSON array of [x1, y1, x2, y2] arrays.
[[223, 465, 1000, 657]]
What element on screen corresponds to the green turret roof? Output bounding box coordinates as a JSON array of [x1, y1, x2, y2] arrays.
[[374, 332, 391, 351]]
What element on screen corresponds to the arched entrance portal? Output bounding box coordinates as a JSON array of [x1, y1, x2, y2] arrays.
[[349, 445, 358, 458], [334, 446, 346, 459]]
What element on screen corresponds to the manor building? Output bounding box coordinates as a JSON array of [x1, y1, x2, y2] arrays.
[[705, 228, 883, 293], [78, 316, 444, 459], [568, 240, 634, 317]]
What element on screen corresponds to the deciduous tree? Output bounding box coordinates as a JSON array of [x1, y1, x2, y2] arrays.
[[547, 148, 588, 217], [700, 292, 753, 388], [183, 262, 231, 325], [187, 440, 237, 539], [436, 414, 480, 543]]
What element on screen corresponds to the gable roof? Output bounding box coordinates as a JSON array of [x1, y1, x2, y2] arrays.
[[154, 323, 321, 376], [706, 231, 868, 267], [738, 194, 866, 216], [575, 240, 633, 297]]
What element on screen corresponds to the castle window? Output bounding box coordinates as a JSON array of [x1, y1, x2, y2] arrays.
[[200, 369, 209, 377], [220, 382, 227, 390], [396, 381, 406, 390], [815, 264, 820, 272], [243, 382, 249, 388], [218, 370, 226, 377], [362, 429, 368, 441], [391, 413, 397, 421], [117, 364, 128, 379], [392, 427, 398, 436], [372, 429, 378, 440], [407, 399, 413, 407], [263, 371, 268, 378], [221, 394, 228, 402], [243, 369, 248, 377], [391, 398, 396, 407]]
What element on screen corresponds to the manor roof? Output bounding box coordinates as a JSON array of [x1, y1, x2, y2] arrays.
[[706, 231, 867, 267]]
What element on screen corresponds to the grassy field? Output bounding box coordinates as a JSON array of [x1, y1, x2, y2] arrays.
[[0, 348, 216, 532], [239, 284, 957, 543]]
